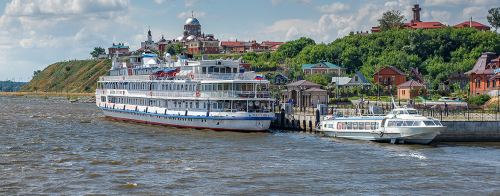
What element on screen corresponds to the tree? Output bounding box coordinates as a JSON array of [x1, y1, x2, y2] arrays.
[[487, 7, 500, 32], [307, 73, 327, 86], [90, 47, 105, 58], [174, 43, 185, 54], [418, 87, 424, 96], [378, 10, 405, 32], [165, 43, 175, 55], [33, 70, 41, 76]]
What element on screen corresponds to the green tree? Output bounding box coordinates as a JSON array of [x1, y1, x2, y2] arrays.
[[33, 70, 41, 76], [378, 10, 405, 32], [487, 7, 500, 32], [174, 43, 185, 54], [165, 43, 175, 55], [418, 87, 424, 96], [307, 73, 327, 86], [90, 47, 105, 58]]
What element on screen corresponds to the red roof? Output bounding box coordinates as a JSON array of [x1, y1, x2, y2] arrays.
[[373, 66, 407, 76], [262, 41, 283, 46], [453, 21, 490, 30], [221, 41, 244, 47], [286, 80, 322, 87], [398, 79, 425, 87], [404, 21, 444, 29], [269, 45, 280, 50]]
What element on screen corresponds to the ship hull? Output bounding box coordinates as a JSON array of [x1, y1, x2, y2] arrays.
[[102, 108, 273, 132], [320, 126, 445, 144]]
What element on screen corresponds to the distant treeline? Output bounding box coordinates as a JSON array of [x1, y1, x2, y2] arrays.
[[0, 81, 27, 92]]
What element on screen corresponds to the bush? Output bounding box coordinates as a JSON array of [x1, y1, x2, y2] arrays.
[[468, 94, 490, 106]]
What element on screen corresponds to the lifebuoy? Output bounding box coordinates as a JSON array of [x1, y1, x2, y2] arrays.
[[191, 74, 194, 79], [196, 91, 200, 97], [150, 91, 153, 96], [122, 91, 125, 95], [103, 90, 104, 94], [338, 122, 342, 130], [122, 76, 125, 80], [102, 77, 104, 81], [149, 75, 152, 80], [173, 72, 177, 77]]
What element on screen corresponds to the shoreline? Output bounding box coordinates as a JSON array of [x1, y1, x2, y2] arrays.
[[0, 92, 95, 103]]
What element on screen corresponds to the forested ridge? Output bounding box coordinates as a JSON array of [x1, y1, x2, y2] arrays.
[[203, 27, 500, 89]]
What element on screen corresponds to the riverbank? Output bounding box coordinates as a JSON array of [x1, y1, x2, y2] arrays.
[[0, 92, 95, 103]]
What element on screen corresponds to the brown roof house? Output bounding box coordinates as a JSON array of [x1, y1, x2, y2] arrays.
[[465, 52, 499, 96], [397, 79, 427, 100], [280, 80, 327, 107], [445, 69, 469, 89], [373, 66, 407, 94]]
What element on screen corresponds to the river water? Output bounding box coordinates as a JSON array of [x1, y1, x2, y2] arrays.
[[1, 98, 499, 195]]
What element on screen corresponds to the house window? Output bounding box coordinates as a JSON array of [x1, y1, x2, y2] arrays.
[[384, 78, 387, 84], [392, 77, 395, 82], [314, 71, 318, 74], [494, 81, 496, 88], [355, 76, 358, 82], [379, 77, 382, 83], [322, 71, 326, 75], [305, 71, 309, 75], [403, 90, 405, 95], [479, 80, 481, 88], [488, 80, 490, 88]]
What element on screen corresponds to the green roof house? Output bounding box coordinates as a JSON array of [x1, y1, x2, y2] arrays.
[[301, 60, 346, 76]]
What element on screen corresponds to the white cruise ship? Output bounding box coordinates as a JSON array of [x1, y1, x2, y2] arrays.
[[95, 52, 276, 131], [316, 102, 446, 144]]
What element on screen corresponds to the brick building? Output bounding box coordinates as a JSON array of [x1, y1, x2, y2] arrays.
[[108, 43, 130, 56], [220, 40, 244, 52], [453, 20, 490, 31], [233, 40, 269, 53], [187, 34, 220, 54], [373, 66, 407, 92], [465, 52, 499, 96], [301, 60, 346, 76], [397, 79, 427, 100]]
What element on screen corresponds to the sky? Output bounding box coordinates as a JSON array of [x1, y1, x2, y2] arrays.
[[0, 0, 499, 82]]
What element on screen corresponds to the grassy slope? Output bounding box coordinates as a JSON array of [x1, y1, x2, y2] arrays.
[[20, 59, 112, 93]]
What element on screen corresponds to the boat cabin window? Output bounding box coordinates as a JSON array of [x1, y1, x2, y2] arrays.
[[407, 110, 418, 114], [433, 120, 442, 126], [359, 122, 364, 130], [423, 121, 435, 126]]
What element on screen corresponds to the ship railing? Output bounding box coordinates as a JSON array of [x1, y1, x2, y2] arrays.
[[99, 75, 155, 81], [331, 108, 370, 117], [99, 89, 272, 99], [193, 73, 259, 80]]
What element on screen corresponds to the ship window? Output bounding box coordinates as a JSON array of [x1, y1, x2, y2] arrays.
[[346, 122, 352, 129], [433, 120, 442, 126], [423, 121, 435, 126], [359, 122, 364, 130], [396, 121, 404, 126], [342, 122, 346, 129], [353, 122, 358, 129], [407, 110, 417, 114], [371, 122, 376, 130], [413, 121, 422, 126], [387, 121, 396, 127], [328, 124, 333, 128]]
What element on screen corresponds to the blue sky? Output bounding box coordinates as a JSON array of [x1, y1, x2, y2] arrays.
[[0, 0, 499, 82]]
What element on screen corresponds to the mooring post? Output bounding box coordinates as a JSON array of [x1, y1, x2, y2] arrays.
[[315, 109, 320, 125], [297, 120, 300, 131], [309, 120, 313, 132], [281, 109, 285, 130], [303, 120, 306, 132]]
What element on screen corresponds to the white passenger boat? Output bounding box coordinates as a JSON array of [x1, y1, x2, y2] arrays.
[[95, 52, 276, 131], [316, 101, 446, 144]]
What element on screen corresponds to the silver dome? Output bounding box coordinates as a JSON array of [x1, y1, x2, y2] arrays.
[[186, 35, 196, 41], [185, 17, 200, 26]]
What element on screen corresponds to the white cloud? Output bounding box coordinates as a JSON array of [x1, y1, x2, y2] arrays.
[[271, 0, 282, 7], [292, 0, 314, 6], [315, 2, 351, 13], [423, 0, 500, 7], [4, 0, 128, 16], [462, 6, 488, 19], [430, 10, 452, 24], [154, 0, 175, 4], [177, 11, 206, 19]]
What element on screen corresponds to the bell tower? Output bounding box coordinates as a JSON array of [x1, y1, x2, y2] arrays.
[[412, 4, 421, 22]]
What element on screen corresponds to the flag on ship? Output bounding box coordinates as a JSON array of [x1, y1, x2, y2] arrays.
[[255, 75, 262, 80], [177, 56, 188, 60]]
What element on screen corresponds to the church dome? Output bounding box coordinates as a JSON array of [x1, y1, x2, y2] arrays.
[[185, 17, 200, 26], [186, 35, 196, 41]]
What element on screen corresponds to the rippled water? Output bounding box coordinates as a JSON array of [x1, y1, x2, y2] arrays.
[[1, 98, 500, 195]]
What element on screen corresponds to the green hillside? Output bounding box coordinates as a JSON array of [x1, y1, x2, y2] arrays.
[[20, 59, 111, 93]]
